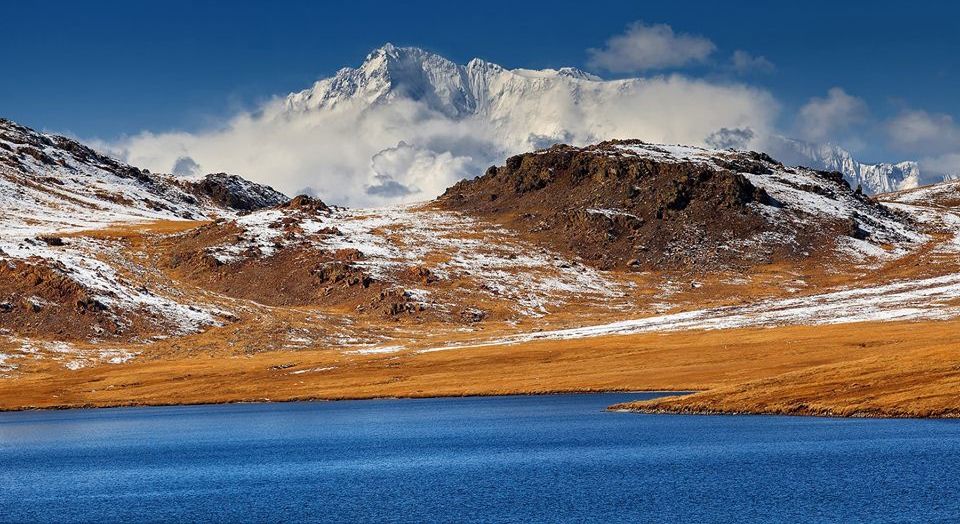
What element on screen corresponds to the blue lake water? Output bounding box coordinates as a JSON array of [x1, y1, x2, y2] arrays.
[[1, 393, 960, 523]]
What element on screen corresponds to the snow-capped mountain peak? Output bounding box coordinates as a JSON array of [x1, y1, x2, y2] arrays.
[[285, 44, 473, 116], [282, 43, 604, 118]]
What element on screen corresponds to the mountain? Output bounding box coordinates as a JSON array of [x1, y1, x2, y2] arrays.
[[156, 141, 928, 332], [283, 43, 602, 120], [279, 44, 937, 197], [2, 114, 960, 416], [115, 43, 941, 206], [765, 136, 923, 195]]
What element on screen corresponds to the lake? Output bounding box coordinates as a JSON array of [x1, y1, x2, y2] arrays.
[[1, 393, 959, 523]]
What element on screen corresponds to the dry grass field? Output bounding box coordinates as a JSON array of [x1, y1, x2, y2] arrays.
[[2, 317, 958, 417]]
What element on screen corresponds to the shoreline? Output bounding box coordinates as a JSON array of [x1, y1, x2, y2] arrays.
[[0, 388, 693, 414], [607, 405, 960, 420], [5, 389, 960, 419]]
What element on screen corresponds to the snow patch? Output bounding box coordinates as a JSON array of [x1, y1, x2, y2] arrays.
[[423, 273, 960, 351]]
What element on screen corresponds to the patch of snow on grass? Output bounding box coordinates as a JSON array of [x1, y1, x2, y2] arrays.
[[208, 204, 627, 317], [587, 208, 640, 220], [0, 236, 220, 335], [423, 273, 960, 351], [65, 360, 87, 371], [347, 345, 404, 355], [99, 349, 138, 364], [289, 366, 337, 375]]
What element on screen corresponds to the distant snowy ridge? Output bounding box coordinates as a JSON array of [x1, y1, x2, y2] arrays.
[[766, 136, 925, 195]]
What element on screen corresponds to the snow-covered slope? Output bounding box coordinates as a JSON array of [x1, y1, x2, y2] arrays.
[[0, 118, 286, 235], [0, 117, 287, 344], [183, 202, 629, 319], [880, 179, 960, 255]]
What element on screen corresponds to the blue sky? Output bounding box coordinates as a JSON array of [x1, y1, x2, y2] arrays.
[[4, 0, 959, 164]]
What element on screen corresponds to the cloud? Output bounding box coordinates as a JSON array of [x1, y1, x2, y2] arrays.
[[884, 110, 960, 179], [795, 88, 868, 143], [295, 186, 319, 197], [103, 71, 777, 207], [885, 109, 960, 156], [587, 21, 716, 73], [366, 179, 415, 198], [730, 50, 775, 74], [705, 127, 756, 150], [918, 153, 960, 179], [367, 141, 472, 198], [171, 156, 201, 177]]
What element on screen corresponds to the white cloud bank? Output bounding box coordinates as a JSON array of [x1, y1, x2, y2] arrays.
[[886, 110, 960, 156], [103, 69, 778, 206]]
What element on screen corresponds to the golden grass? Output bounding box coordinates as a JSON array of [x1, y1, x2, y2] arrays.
[[2, 318, 958, 417], [59, 220, 211, 239]]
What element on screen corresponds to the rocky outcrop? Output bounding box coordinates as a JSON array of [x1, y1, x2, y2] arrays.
[[180, 173, 288, 212], [279, 194, 331, 213], [0, 258, 120, 339], [160, 215, 425, 319], [438, 140, 917, 271]]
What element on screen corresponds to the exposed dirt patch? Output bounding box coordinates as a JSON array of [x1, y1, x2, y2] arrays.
[[160, 215, 438, 321], [0, 257, 121, 339]]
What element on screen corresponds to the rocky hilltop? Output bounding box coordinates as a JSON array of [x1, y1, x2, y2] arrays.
[[0, 118, 286, 234], [438, 140, 920, 271], [178, 172, 289, 212]]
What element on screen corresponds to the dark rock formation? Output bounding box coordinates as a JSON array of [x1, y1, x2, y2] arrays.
[[181, 173, 288, 212]]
